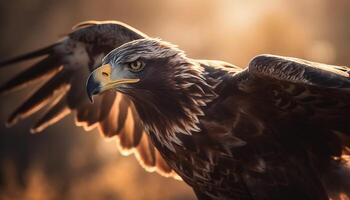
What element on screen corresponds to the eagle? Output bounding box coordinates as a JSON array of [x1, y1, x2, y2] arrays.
[[1, 21, 350, 200]]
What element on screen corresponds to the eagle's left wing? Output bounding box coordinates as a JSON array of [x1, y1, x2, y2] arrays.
[[223, 54, 350, 199], [243, 54, 350, 136]]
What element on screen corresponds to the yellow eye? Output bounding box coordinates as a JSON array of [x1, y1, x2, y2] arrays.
[[128, 61, 144, 72]]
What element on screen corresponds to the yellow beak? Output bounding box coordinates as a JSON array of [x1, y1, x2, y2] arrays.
[[86, 64, 140, 102]]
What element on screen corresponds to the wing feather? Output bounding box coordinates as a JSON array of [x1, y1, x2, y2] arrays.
[[31, 95, 70, 133], [115, 94, 129, 134], [246, 54, 350, 135], [229, 54, 350, 198], [0, 55, 62, 94], [98, 91, 116, 121], [135, 133, 156, 167], [0, 21, 178, 179], [0, 44, 56, 67], [7, 69, 70, 126], [98, 94, 118, 137]]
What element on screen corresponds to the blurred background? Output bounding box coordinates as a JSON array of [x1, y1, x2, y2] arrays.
[[0, 0, 349, 199]]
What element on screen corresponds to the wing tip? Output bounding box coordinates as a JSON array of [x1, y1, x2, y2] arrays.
[[0, 44, 56, 68], [74, 116, 99, 132], [96, 125, 180, 180], [30, 121, 50, 134], [0, 85, 12, 96], [96, 122, 119, 138], [4, 116, 43, 134], [29, 127, 42, 134], [6, 115, 18, 128], [134, 149, 182, 180]]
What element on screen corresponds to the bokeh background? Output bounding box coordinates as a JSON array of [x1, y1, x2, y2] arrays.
[[0, 0, 349, 199]]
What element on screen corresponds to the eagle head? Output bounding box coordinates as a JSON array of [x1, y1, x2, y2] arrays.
[[86, 38, 217, 150]]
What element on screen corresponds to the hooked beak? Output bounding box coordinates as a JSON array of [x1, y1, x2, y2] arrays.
[[86, 64, 140, 103]]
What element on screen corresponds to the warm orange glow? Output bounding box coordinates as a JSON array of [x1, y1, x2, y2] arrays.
[[1, 0, 350, 199]]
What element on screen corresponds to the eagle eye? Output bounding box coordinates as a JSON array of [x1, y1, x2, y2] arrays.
[[128, 60, 144, 72]]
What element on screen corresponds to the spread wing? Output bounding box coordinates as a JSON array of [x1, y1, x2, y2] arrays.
[[0, 21, 179, 179], [244, 54, 350, 135], [231, 54, 350, 198]]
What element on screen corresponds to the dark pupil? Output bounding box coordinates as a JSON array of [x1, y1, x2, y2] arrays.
[[132, 62, 140, 69]]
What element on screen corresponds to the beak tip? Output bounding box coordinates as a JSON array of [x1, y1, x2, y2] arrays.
[[86, 73, 100, 104], [88, 95, 94, 103]]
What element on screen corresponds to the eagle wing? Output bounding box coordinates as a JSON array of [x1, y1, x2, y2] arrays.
[[217, 54, 350, 199], [0, 21, 179, 179], [244, 54, 350, 136]]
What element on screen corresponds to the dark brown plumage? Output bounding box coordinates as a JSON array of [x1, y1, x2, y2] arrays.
[[0, 21, 178, 178], [1, 20, 350, 200]]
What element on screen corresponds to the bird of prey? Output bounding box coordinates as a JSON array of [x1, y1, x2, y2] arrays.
[[1, 21, 350, 200]]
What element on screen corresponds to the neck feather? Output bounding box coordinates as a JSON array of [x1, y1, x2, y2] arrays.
[[130, 60, 219, 151]]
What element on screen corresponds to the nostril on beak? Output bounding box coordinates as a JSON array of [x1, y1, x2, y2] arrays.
[[102, 72, 109, 77]]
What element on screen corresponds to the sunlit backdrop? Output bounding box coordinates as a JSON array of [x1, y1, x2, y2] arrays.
[[0, 0, 350, 199]]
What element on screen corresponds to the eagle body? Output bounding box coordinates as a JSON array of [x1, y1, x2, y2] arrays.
[[131, 58, 346, 200], [1, 21, 350, 200]]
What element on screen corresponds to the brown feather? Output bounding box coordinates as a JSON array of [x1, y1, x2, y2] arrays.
[[7, 70, 70, 126], [135, 133, 156, 168], [0, 44, 56, 67], [130, 105, 143, 146], [155, 150, 172, 174], [31, 95, 70, 133], [98, 96, 120, 137], [0, 56, 62, 94], [98, 91, 116, 121], [115, 93, 129, 133], [118, 107, 136, 151]]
